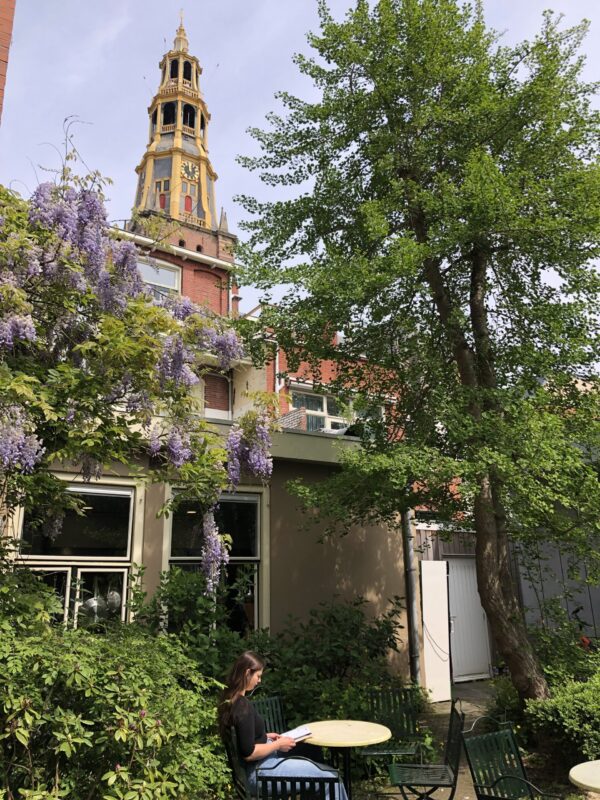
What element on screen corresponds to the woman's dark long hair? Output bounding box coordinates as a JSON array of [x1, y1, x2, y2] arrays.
[[218, 651, 265, 737]]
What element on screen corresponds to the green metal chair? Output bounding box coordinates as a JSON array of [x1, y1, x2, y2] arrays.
[[253, 695, 287, 734], [223, 724, 253, 800], [357, 687, 424, 759], [223, 725, 341, 800], [462, 724, 561, 800], [256, 762, 341, 800], [385, 701, 465, 800]]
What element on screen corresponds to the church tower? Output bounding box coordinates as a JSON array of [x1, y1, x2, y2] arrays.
[[133, 17, 219, 230]]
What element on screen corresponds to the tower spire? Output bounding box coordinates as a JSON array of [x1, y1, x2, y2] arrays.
[[133, 21, 218, 230], [173, 12, 189, 53]]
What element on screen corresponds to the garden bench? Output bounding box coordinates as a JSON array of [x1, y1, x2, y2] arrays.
[[382, 700, 464, 800], [462, 722, 562, 800]]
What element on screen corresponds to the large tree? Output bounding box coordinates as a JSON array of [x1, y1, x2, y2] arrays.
[[237, 0, 600, 701]]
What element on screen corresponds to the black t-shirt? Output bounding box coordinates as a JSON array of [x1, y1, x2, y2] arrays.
[[233, 696, 267, 759]]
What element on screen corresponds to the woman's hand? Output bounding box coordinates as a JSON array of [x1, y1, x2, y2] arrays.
[[267, 732, 281, 740], [275, 736, 296, 753]]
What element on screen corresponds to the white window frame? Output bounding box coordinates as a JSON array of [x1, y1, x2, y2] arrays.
[[164, 488, 267, 629], [18, 485, 134, 564], [289, 390, 347, 431], [137, 257, 181, 294], [30, 566, 72, 625], [73, 567, 129, 626]]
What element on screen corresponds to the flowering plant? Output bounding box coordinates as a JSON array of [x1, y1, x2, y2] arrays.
[[0, 177, 254, 548], [226, 393, 279, 487]]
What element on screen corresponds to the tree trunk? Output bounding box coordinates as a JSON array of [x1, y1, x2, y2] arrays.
[[474, 473, 550, 702]]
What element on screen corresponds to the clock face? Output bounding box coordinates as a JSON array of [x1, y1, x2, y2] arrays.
[[181, 161, 199, 180]]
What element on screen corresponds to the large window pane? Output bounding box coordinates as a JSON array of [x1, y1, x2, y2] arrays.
[[170, 501, 204, 557], [138, 262, 179, 289], [22, 492, 131, 558], [306, 414, 325, 432], [171, 496, 259, 559], [75, 570, 126, 626], [215, 498, 258, 558], [291, 392, 323, 412]]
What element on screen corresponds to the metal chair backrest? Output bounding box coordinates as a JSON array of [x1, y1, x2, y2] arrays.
[[222, 725, 251, 800], [366, 687, 421, 738], [462, 727, 533, 800], [253, 695, 287, 734], [256, 771, 339, 800], [444, 702, 465, 773]]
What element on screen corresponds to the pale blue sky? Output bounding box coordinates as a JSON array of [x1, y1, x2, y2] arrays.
[[0, 1, 597, 309]]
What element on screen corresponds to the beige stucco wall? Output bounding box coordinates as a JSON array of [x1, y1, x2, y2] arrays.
[[141, 483, 169, 597], [268, 459, 412, 679]]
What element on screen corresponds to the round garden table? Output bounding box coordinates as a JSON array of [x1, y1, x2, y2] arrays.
[[305, 720, 391, 800], [569, 760, 600, 793]]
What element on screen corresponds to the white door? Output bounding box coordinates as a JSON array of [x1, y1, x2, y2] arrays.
[[420, 561, 452, 702], [448, 558, 492, 682]]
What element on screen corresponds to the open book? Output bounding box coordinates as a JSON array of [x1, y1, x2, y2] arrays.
[[281, 724, 312, 742]]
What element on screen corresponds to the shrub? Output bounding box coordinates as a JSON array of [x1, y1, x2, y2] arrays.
[[526, 670, 600, 764], [245, 596, 412, 725], [0, 564, 229, 800]]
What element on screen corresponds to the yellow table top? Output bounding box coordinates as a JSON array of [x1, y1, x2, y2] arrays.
[[569, 760, 600, 792], [305, 720, 392, 748]]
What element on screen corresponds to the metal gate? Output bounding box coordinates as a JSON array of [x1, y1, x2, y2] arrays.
[[448, 557, 492, 682]]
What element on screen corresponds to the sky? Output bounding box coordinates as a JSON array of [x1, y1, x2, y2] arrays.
[[0, 0, 598, 310]]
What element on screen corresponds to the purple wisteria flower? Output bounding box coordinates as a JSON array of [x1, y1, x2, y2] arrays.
[[148, 425, 161, 457], [0, 314, 36, 348], [111, 240, 144, 299], [156, 335, 199, 388], [156, 293, 198, 321], [0, 406, 45, 473], [166, 427, 193, 468], [207, 328, 244, 370], [200, 510, 229, 594], [225, 411, 273, 488]]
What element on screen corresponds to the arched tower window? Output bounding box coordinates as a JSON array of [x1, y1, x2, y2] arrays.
[[182, 104, 196, 130], [151, 109, 157, 129], [170, 59, 179, 79], [162, 102, 176, 126], [183, 61, 192, 81], [161, 66, 166, 83], [200, 114, 206, 140]]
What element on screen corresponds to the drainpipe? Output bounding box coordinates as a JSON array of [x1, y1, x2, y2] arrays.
[[401, 507, 421, 685]]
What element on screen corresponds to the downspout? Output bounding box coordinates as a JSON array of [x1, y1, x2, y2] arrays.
[[401, 508, 421, 685]]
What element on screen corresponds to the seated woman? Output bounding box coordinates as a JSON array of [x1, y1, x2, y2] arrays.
[[218, 650, 348, 800]]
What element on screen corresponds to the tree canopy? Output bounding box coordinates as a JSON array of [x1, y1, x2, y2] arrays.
[[237, 0, 600, 700]]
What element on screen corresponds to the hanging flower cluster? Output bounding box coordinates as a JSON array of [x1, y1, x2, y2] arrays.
[[226, 410, 274, 487], [28, 183, 144, 312], [0, 406, 45, 473], [200, 509, 230, 593]]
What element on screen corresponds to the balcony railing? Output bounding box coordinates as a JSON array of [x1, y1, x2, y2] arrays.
[[161, 123, 176, 133], [182, 124, 196, 137], [181, 212, 207, 229]]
